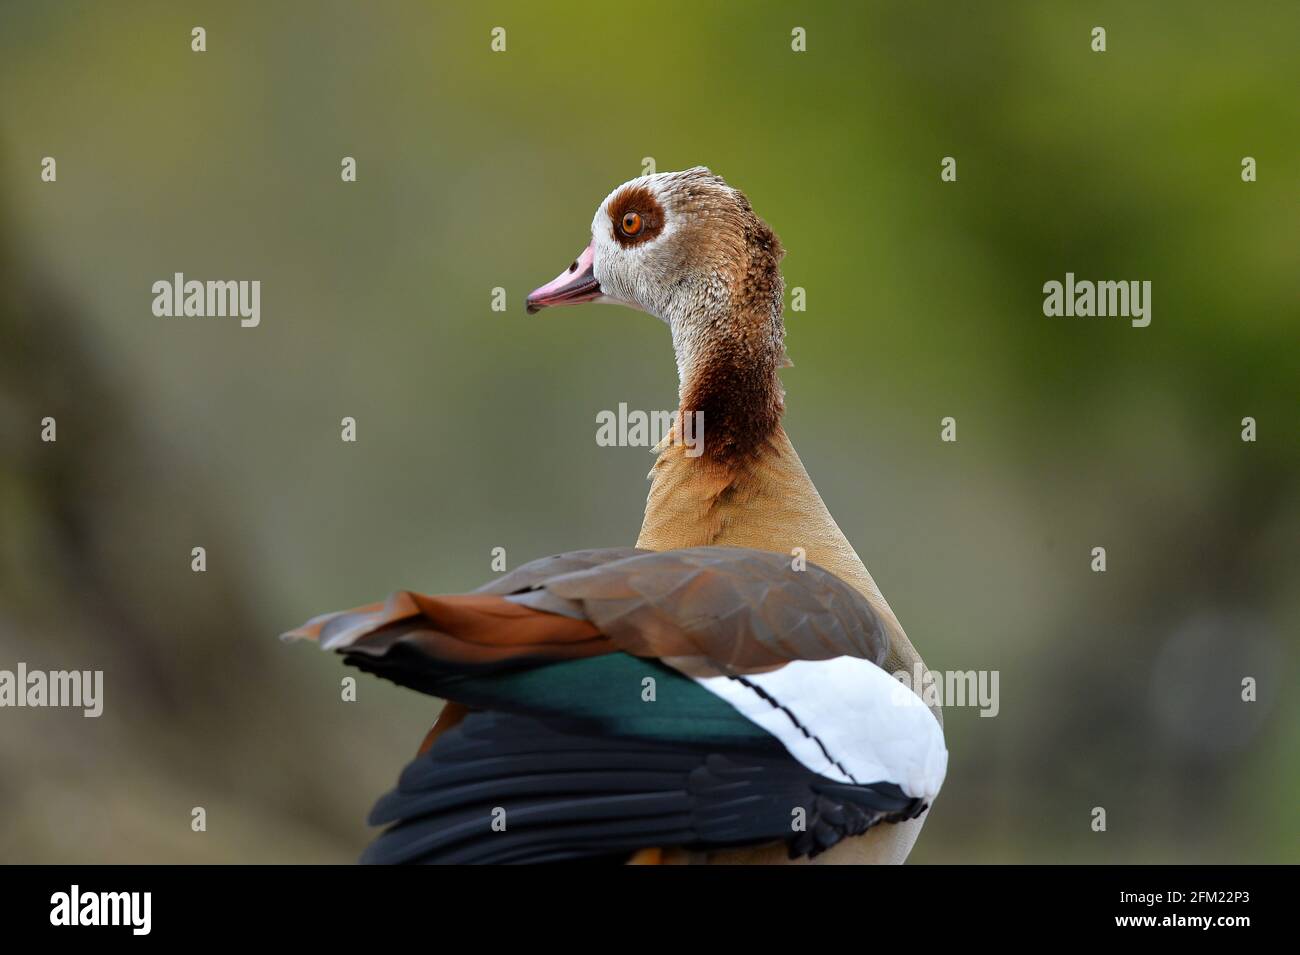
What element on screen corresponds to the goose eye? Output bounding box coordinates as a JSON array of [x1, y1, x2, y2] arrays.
[[620, 211, 643, 237]]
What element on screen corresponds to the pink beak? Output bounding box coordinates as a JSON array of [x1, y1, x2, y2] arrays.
[[526, 241, 601, 314]]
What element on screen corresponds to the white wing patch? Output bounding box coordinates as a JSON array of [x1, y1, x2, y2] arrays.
[[684, 656, 948, 800]]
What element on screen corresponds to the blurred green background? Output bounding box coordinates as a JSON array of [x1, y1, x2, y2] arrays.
[[1, 1, 1296, 863]]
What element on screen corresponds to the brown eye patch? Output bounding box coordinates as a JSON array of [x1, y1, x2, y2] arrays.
[[607, 185, 664, 247]]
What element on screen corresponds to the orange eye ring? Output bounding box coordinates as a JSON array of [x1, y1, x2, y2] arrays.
[[620, 211, 643, 236]]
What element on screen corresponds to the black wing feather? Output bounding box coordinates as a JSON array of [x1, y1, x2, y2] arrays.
[[361, 710, 926, 864]]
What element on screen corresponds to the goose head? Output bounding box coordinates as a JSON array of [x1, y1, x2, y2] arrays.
[[527, 168, 789, 460], [526, 166, 784, 325]]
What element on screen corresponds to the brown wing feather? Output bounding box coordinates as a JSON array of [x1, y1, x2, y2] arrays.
[[534, 547, 888, 672], [284, 546, 887, 677], [472, 547, 647, 596]]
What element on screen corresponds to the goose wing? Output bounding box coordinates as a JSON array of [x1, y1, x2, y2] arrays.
[[285, 546, 946, 862]]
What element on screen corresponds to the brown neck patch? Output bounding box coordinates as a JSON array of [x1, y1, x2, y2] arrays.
[[680, 340, 785, 467], [679, 195, 787, 467]]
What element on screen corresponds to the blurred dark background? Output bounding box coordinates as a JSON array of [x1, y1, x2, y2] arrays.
[[0, 1, 1295, 862]]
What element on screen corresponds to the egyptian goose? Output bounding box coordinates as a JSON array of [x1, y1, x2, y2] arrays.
[[286, 167, 947, 864]]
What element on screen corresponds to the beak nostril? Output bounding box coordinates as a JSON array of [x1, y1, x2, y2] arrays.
[[528, 242, 599, 311]]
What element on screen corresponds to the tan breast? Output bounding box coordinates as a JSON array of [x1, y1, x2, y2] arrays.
[[635, 425, 940, 864]]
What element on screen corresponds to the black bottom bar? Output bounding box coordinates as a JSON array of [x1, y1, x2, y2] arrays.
[[1, 863, 1286, 941]]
